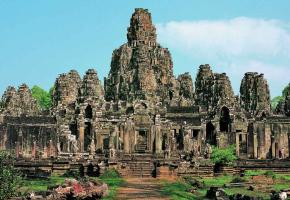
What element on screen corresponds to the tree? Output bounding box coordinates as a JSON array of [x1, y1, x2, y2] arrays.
[[211, 145, 237, 166], [0, 151, 22, 200], [271, 96, 283, 110], [271, 82, 290, 110], [31, 85, 52, 110], [282, 82, 290, 97]]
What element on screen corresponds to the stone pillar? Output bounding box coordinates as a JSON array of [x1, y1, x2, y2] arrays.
[[253, 133, 258, 159], [50, 139, 54, 157], [236, 133, 240, 157], [15, 141, 20, 159], [155, 125, 162, 154], [79, 125, 84, 152], [271, 135, 275, 158], [32, 141, 36, 159], [123, 122, 130, 154], [288, 133, 290, 158]]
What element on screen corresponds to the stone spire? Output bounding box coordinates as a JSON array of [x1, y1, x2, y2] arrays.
[[127, 8, 157, 47], [53, 70, 82, 107], [81, 69, 104, 99], [240, 72, 271, 116], [1, 84, 39, 116], [105, 8, 176, 104], [195, 64, 235, 112]]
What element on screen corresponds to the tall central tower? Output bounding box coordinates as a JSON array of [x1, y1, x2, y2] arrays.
[[105, 8, 177, 104]]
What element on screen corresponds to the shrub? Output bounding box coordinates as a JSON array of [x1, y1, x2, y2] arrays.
[[211, 145, 237, 166], [0, 151, 22, 200], [231, 176, 246, 183], [264, 171, 276, 179], [99, 169, 120, 179]]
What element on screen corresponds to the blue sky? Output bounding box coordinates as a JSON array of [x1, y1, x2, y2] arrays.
[[0, 1, 290, 97]]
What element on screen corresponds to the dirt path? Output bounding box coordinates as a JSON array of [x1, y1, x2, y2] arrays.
[[115, 178, 171, 200]]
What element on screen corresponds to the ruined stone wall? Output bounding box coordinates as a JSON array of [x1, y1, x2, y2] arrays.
[[1, 84, 39, 116], [240, 72, 271, 116], [2, 116, 57, 158]]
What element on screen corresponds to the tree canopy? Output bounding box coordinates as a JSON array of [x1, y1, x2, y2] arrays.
[[31, 85, 52, 110], [271, 82, 290, 110]]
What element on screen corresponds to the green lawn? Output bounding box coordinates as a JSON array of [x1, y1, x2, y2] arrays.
[[19, 169, 124, 200], [160, 171, 290, 200], [98, 169, 124, 200], [19, 176, 68, 193]]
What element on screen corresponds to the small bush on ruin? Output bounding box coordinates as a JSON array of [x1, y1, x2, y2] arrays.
[[211, 145, 237, 166]]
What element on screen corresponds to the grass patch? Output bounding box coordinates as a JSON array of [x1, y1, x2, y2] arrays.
[[201, 175, 232, 187], [19, 175, 68, 193], [99, 169, 124, 200], [160, 180, 196, 200]]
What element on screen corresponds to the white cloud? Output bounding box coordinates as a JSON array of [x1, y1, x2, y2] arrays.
[[156, 17, 290, 97], [157, 17, 290, 58]]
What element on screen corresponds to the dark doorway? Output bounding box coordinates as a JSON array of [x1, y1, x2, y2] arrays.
[[220, 106, 231, 132], [85, 105, 93, 119], [84, 122, 91, 151], [162, 134, 168, 151], [206, 122, 216, 145], [69, 123, 78, 137], [176, 130, 184, 150], [192, 130, 199, 139], [103, 137, 110, 150]]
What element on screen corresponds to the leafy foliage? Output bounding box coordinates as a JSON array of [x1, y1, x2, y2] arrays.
[[271, 96, 283, 110], [210, 145, 237, 165], [282, 82, 290, 97], [0, 151, 22, 200], [31, 85, 52, 110]]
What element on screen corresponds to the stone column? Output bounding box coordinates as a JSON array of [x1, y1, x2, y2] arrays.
[[78, 114, 85, 152], [15, 142, 20, 159], [50, 139, 54, 157], [155, 125, 162, 154], [32, 141, 36, 159], [271, 135, 275, 158], [288, 134, 290, 158], [253, 133, 258, 159], [236, 133, 240, 157], [123, 122, 130, 154]]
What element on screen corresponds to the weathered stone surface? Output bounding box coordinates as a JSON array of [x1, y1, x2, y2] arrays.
[[53, 70, 82, 107], [240, 72, 271, 116], [0, 8, 289, 171], [195, 64, 234, 112], [81, 69, 104, 100], [105, 8, 176, 104], [177, 72, 194, 100], [1, 84, 39, 116]]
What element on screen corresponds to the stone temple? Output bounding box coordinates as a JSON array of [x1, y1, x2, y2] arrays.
[[0, 8, 289, 177]]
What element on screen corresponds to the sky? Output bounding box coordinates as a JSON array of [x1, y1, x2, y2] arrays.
[[0, 0, 290, 97]]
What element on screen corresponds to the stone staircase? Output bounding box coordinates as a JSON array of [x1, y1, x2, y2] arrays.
[[237, 159, 290, 175], [120, 154, 154, 178], [129, 161, 153, 177], [135, 142, 147, 153]]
